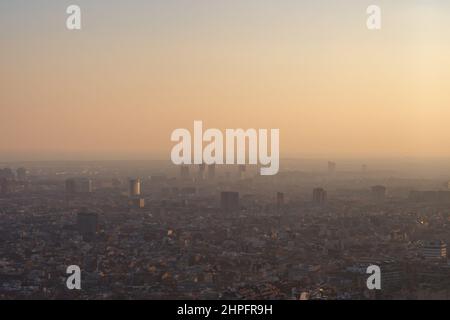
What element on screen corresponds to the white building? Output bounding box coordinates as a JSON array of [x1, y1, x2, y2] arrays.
[[422, 241, 447, 260]]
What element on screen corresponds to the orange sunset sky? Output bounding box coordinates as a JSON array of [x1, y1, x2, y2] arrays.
[[1, 0, 450, 161]]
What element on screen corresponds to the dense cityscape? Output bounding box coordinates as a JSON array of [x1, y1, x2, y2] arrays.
[[1, 160, 450, 300]]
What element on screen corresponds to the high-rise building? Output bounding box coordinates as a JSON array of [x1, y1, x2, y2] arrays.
[[16, 167, 27, 181], [77, 212, 98, 240], [422, 241, 447, 260], [207, 164, 216, 180], [371, 185, 386, 201], [65, 178, 92, 194], [65, 179, 76, 194], [78, 178, 92, 193], [312, 188, 327, 204], [129, 197, 145, 209], [380, 262, 403, 290], [220, 191, 239, 213], [356, 259, 403, 290], [129, 179, 141, 197]]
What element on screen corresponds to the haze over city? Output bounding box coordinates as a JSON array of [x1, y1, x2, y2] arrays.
[[2, 0, 450, 302]]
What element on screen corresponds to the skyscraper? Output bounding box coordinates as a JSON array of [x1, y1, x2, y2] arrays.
[[77, 178, 93, 193], [422, 241, 447, 260], [129, 179, 141, 197], [65, 178, 93, 194], [65, 178, 77, 195], [129, 197, 145, 209], [371, 185, 386, 201], [16, 167, 27, 181], [312, 188, 327, 204]]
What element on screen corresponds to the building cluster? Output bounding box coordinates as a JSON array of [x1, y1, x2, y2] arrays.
[[1, 162, 450, 299]]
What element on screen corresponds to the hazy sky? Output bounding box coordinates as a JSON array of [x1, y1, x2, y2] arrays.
[[1, 1, 450, 161]]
